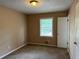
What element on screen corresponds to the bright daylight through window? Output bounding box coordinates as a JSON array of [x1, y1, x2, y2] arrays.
[[40, 18, 53, 37]]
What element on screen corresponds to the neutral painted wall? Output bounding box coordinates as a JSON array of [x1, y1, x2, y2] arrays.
[[0, 6, 27, 58], [68, 0, 79, 59]]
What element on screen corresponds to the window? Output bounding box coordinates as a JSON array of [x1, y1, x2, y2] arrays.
[[40, 18, 53, 37]]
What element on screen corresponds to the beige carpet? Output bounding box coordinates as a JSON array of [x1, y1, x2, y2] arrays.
[[2, 45, 70, 59]]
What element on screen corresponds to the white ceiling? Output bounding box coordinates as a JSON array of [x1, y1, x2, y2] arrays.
[[0, 0, 73, 14]]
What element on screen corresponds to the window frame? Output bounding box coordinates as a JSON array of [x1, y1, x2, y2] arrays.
[[39, 18, 53, 37]]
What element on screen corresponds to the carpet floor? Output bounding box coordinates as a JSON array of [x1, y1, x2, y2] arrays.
[[2, 45, 70, 59]]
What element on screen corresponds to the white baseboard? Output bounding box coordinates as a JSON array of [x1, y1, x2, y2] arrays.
[[27, 42, 57, 47], [0, 44, 26, 59]]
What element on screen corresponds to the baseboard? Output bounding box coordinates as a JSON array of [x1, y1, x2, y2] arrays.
[[0, 44, 26, 59], [27, 42, 57, 47]]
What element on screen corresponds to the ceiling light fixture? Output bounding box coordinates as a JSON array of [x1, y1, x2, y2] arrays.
[[30, 0, 38, 7]]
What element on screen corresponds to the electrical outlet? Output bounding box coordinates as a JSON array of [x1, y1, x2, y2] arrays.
[[8, 46, 10, 49], [45, 41, 48, 44]]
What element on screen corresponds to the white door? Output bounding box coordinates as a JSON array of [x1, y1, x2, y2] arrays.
[[74, 2, 79, 59], [57, 17, 69, 48]]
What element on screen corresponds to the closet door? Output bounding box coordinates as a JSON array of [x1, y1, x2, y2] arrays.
[[74, 2, 79, 59], [57, 17, 69, 48]]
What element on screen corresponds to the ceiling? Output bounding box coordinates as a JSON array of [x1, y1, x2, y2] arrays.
[[0, 0, 73, 14]]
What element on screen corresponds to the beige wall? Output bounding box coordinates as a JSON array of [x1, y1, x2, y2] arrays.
[[68, 0, 79, 59], [0, 6, 27, 58]]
